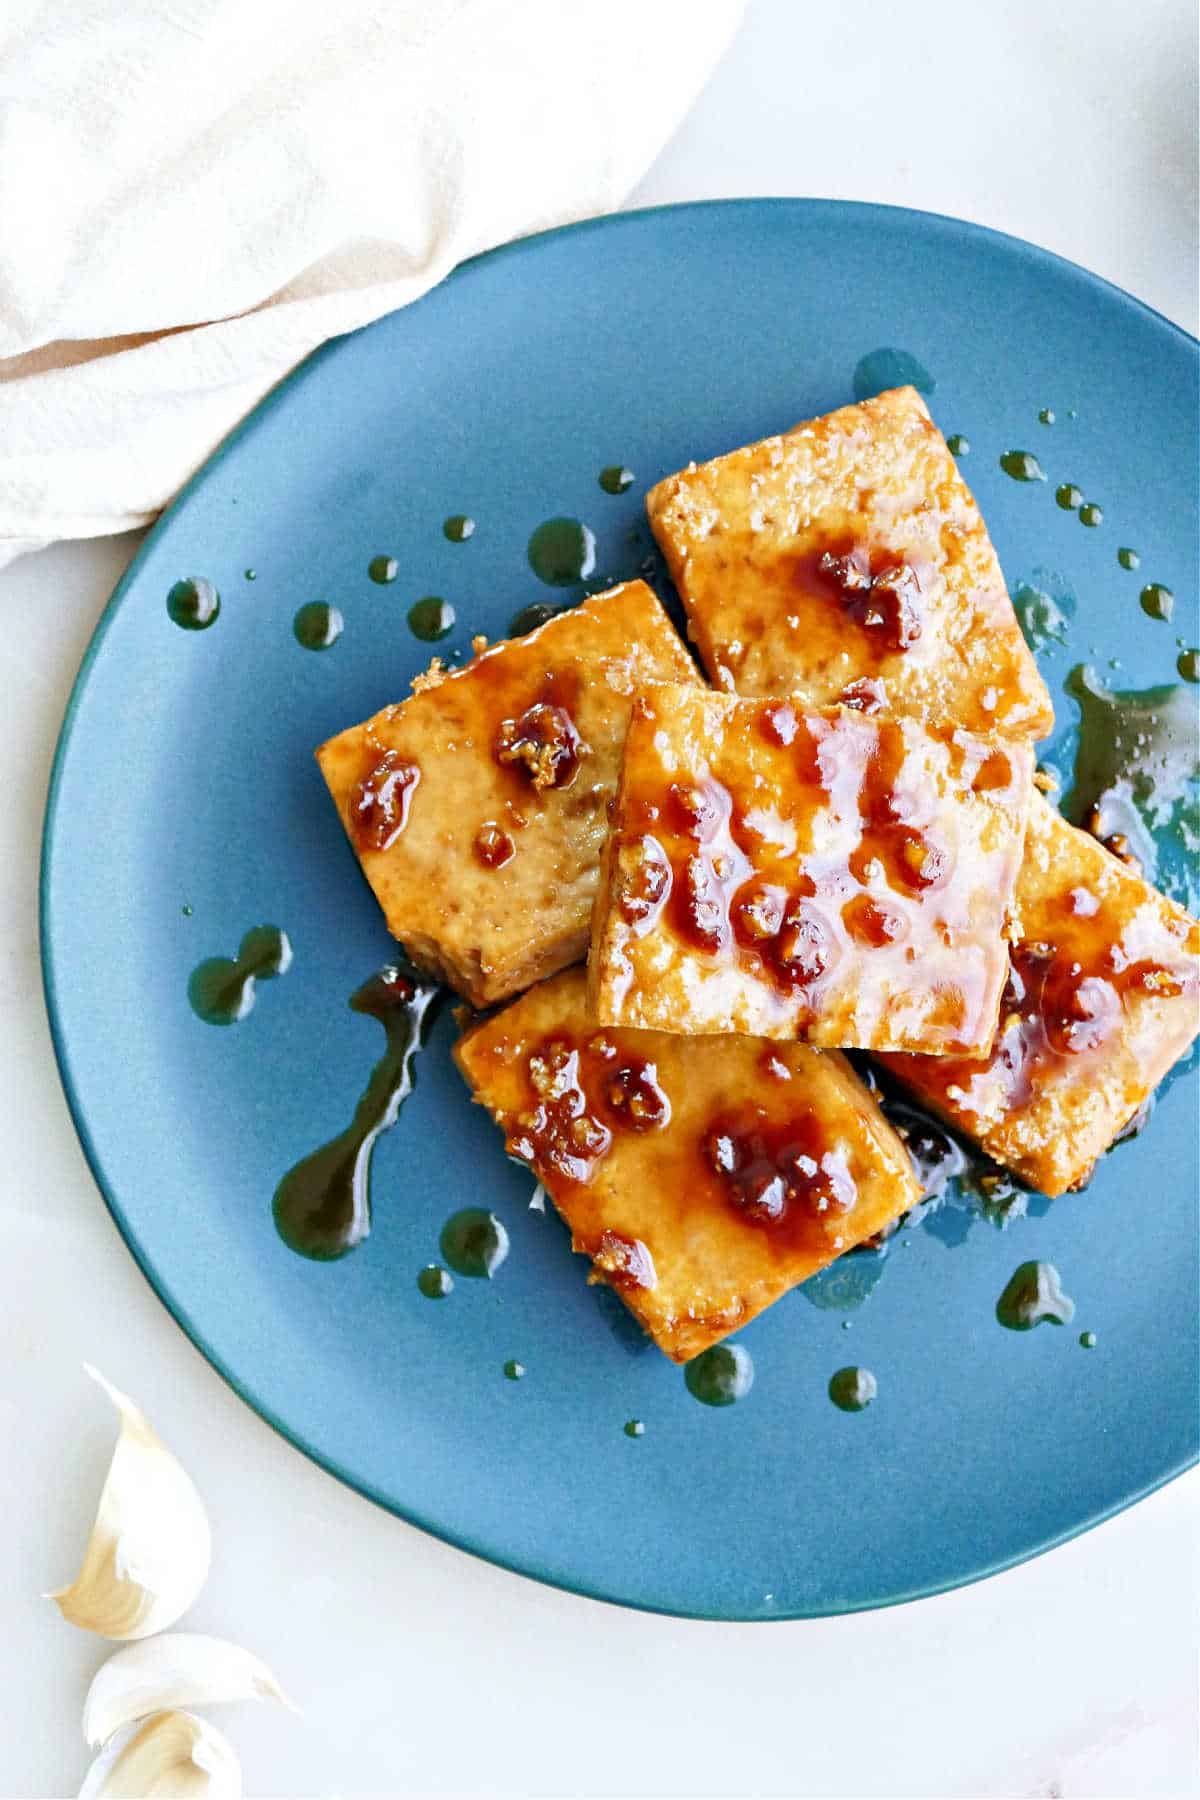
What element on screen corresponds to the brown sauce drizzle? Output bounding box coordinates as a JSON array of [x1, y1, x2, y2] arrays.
[[592, 1230, 658, 1291], [616, 837, 672, 926], [601, 1057, 672, 1129], [958, 933, 1192, 1114], [614, 706, 968, 1008], [842, 894, 907, 946], [799, 544, 924, 652], [674, 853, 734, 955], [765, 896, 837, 992], [848, 722, 952, 895], [838, 677, 887, 713], [972, 749, 1014, 792], [702, 1114, 857, 1228], [495, 700, 585, 791], [505, 1034, 670, 1185], [759, 701, 800, 746], [351, 749, 421, 851], [489, 1031, 878, 1270], [474, 822, 515, 868]]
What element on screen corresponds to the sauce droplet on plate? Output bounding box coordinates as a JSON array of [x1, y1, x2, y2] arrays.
[[368, 555, 399, 584], [684, 1342, 754, 1407], [527, 518, 597, 587], [598, 465, 635, 495], [503, 1359, 525, 1381], [408, 596, 456, 640], [1000, 450, 1046, 483], [509, 599, 571, 636], [417, 1264, 453, 1299], [852, 348, 935, 401], [1013, 577, 1075, 653], [1079, 501, 1103, 528], [624, 1419, 645, 1438], [167, 577, 220, 630], [1117, 546, 1140, 571], [188, 924, 291, 1026], [995, 1260, 1075, 1330], [1055, 483, 1083, 511], [946, 433, 970, 456], [1139, 583, 1174, 622], [443, 514, 475, 542], [440, 1207, 510, 1278], [293, 601, 344, 649], [828, 1366, 878, 1411]]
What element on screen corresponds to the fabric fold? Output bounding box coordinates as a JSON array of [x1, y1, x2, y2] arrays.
[[0, 0, 744, 566]]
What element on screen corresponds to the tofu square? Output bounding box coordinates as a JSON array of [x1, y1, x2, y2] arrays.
[[588, 682, 1034, 1054], [646, 385, 1055, 741], [877, 792, 1200, 1195], [454, 967, 920, 1361], [315, 582, 700, 1007]]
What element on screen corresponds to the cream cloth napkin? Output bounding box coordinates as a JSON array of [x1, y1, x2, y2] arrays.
[[0, 0, 743, 568]]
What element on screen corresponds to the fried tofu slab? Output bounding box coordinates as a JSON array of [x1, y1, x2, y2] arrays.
[[455, 968, 920, 1360], [878, 794, 1200, 1195], [588, 682, 1033, 1055], [315, 582, 699, 1007], [646, 386, 1054, 741]]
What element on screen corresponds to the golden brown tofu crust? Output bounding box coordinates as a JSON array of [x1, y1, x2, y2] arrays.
[[645, 386, 1055, 742], [315, 582, 700, 1007], [588, 682, 1033, 1055], [878, 793, 1200, 1195], [454, 968, 920, 1361]]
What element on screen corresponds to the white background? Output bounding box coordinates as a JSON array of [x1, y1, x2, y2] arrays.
[[3, 1, 1197, 1794]]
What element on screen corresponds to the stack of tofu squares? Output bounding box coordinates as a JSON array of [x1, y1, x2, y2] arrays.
[[317, 388, 1199, 1363]]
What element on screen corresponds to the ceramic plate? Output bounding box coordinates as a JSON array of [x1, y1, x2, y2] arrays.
[[42, 202, 1199, 1619]]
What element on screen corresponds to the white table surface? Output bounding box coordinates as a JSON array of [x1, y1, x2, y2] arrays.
[[4, 2, 1197, 1795]]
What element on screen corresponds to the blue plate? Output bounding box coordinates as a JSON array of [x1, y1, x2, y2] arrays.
[[41, 201, 1198, 1619]]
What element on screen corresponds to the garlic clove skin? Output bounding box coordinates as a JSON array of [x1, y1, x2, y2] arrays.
[[84, 1632, 296, 1748], [78, 1710, 242, 1799], [50, 1366, 211, 1640]]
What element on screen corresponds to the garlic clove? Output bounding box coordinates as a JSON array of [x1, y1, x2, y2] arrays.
[[84, 1632, 296, 1748], [78, 1710, 242, 1799], [50, 1366, 211, 1640]]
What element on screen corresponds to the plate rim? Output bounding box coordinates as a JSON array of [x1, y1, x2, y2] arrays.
[[38, 196, 1200, 1622]]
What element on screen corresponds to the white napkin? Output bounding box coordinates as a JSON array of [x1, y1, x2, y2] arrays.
[[0, 0, 743, 568]]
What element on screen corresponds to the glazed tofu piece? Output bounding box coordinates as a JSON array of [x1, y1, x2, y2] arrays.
[[588, 682, 1033, 1055], [878, 793, 1200, 1195], [454, 967, 920, 1361], [646, 386, 1054, 741], [315, 582, 699, 1007]]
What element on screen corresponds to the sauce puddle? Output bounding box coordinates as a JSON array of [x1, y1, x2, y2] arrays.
[[273, 965, 442, 1260]]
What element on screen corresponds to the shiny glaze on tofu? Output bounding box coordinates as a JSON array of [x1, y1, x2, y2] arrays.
[[588, 682, 1033, 1054], [878, 793, 1200, 1195], [454, 968, 920, 1361], [314, 582, 700, 1007], [645, 385, 1054, 741]]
